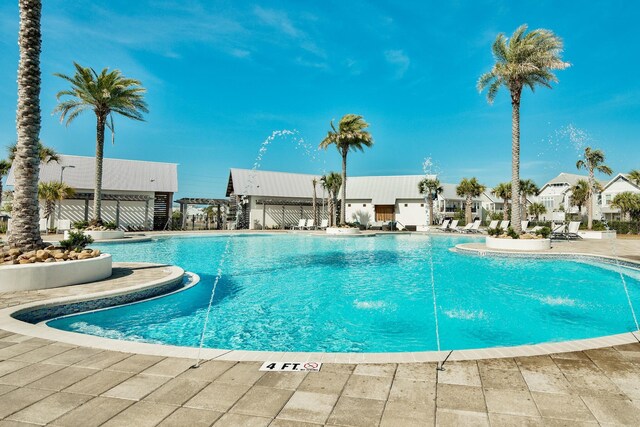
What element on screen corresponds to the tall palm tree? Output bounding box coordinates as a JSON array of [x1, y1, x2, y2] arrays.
[[611, 192, 639, 222], [8, 141, 60, 164], [418, 178, 443, 225], [8, 0, 44, 251], [478, 24, 569, 233], [519, 179, 539, 220], [320, 172, 342, 227], [528, 202, 546, 222], [0, 160, 10, 210], [570, 179, 590, 219], [576, 147, 613, 229], [456, 178, 486, 224], [628, 169, 640, 187], [492, 182, 512, 220], [38, 181, 74, 229], [54, 62, 148, 225], [319, 114, 373, 225], [311, 177, 318, 225]]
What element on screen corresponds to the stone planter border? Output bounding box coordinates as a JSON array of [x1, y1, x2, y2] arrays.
[[577, 230, 617, 240], [486, 236, 551, 251], [0, 254, 112, 292]]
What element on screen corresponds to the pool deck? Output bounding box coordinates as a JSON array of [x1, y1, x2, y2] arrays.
[[1, 236, 640, 424]]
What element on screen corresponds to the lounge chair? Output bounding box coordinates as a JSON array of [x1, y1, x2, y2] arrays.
[[319, 219, 329, 230], [292, 219, 306, 230], [57, 219, 71, 234], [551, 223, 566, 239], [499, 220, 510, 230], [521, 221, 529, 232], [487, 220, 499, 230], [437, 219, 450, 232], [530, 225, 542, 233], [304, 219, 315, 230], [447, 219, 460, 232], [467, 220, 482, 233], [395, 221, 406, 231], [566, 221, 582, 239], [459, 222, 474, 233]]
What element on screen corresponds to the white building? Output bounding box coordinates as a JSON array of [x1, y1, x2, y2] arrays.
[[226, 168, 483, 230], [6, 154, 178, 230], [600, 173, 640, 220], [536, 172, 605, 221]]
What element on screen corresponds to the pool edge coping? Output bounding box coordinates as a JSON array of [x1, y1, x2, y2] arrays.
[[0, 249, 639, 363]]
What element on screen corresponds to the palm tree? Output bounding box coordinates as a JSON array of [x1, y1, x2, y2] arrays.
[[311, 177, 318, 225], [0, 160, 10, 210], [38, 181, 74, 229], [478, 25, 569, 233], [456, 178, 486, 224], [570, 179, 590, 219], [611, 192, 640, 222], [8, 0, 44, 251], [628, 169, 640, 187], [54, 62, 148, 225], [319, 114, 373, 225], [576, 147, 613, 229], [492, 182, 512, 220], [8, 141, 60, 164], [418, 178, 442, 225], [320, 172, 342, 227], [519, 179, 539, 220], [528, 202, 546, 221]]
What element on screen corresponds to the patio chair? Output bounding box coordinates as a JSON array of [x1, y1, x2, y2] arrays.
[[499, 220, 510, 230], [530, 225, 543, 233], [487, 220, 499, 230], [292, 219, 306, 230], [437, 219, 451, 232], [566, 221, 582, 239], [319, 219, 329, 230], [466, 220, 482, 233], [57, 219, 71, 234], [447, 219, 460, 232], [551, 223, 566, 239], [304, 219, 315, 230], [521, 221, 529, 232], [368, 221, 385, 230], [459, 222, 474, 233]]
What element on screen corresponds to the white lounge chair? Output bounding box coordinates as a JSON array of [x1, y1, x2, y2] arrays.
[[487, 220, 499, 229], [319, 219, 329, 230], [567, 221, 581, 238], [304, 219, 315, 230], [467, 220, 482, 233], [521, 221, 529, 232], [57, 219, 71, 234], [447, 219, 460, 232], [437, 219, 450, 232], [499, 220, 510, 230], [530, 225, 543, 233], [292, 219, 306, 230], [459, 222, 474, 233], [551, 223, 566, 239], [395, 222, 406, 231]]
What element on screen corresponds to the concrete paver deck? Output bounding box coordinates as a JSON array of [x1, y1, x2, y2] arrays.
[[0, 238, 639, 425]]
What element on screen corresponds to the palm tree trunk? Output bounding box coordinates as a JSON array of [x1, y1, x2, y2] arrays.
[[510, 94, 522, 233], [587, 170, 594, 230], [8, 0, 44, 251], [429, 197, 434, 225], [340, 151, 347, 225], [93, 114, 106, 224], [503, 199, 509, 220], [312, 183, 317, 225], [465, 195, 472, 224]]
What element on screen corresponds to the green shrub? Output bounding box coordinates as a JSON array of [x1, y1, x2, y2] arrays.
[[103, 221, 117, 230], [591, 221, 607, 231], [59, 230, 94, 252], [609, 221, 640, 234], [506, 227, 520, 239], [487, 227, 503, 237], [535, 226, 551, 239], [72, 220, 89, 230]]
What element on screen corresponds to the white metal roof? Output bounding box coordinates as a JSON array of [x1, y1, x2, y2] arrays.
[[6, 154, 178, 193], [601, 173, 640, 192], [540, 172, 608, 192]]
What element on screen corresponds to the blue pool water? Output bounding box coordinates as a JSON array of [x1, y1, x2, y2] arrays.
[[47, 234, 640, 352]]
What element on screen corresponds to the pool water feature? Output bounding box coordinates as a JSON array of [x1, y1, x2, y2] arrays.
[[47, 234, 640, 353]]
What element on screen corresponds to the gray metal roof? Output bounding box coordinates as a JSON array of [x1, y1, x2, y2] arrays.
[[6, 154, 178, 193], [227, 168, 479, 204], [540, 172, 608, 192], [227, 168, 324, 198]]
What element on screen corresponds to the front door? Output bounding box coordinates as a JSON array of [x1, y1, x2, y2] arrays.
[[375, 205, 395, 222]]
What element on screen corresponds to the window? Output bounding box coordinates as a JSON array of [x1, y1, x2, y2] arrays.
[[404, 203, 408, 207], [363, 204, 366, 207], [348, 203, 351, 207], [420, 203, 424, 207]]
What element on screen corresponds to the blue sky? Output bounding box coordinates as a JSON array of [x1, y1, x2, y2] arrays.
[[1, 1, 638, 199]]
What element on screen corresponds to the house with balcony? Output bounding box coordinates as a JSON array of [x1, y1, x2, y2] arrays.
[[600, 173, 640, 220]]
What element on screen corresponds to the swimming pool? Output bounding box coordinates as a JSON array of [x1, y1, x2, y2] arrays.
[[47, 234, 640, 353]]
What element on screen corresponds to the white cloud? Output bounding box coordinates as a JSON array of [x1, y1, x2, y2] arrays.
[[384, 49, 410, 79]]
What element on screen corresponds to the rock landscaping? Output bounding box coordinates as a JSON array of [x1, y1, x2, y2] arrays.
[[0, 246, 101, 266]]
